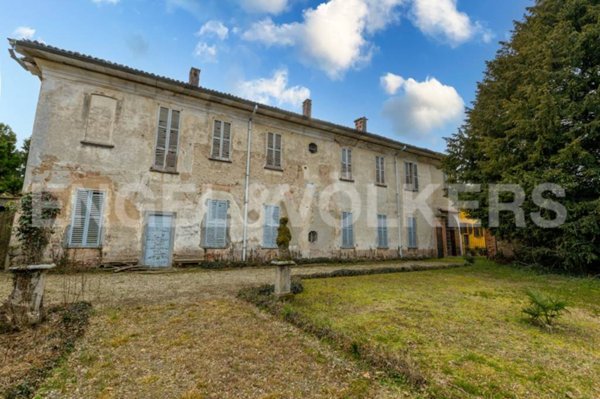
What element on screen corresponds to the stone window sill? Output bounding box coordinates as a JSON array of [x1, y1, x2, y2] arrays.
[[209, 157, 232, 164], [339, 177, 354, 183], [81, 140, 114, 149], [264, 165, 284, 172], [375, 183, 387, 188], [150, 167, 179, 175]]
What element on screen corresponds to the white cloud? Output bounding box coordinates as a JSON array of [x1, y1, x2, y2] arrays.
[[237, 69, 310, 108], [12, 26, 35, 40], [197, 20, 229, 40], [240, 0, 288, 14], [382, 75, 464, 137], [242, 18, 299, 46], [92, 0, 120, 4], [410, 0, 490, 46], [242, 0, 404, 79], [380, 72, 405, 95], [194, 42, 218, 62]]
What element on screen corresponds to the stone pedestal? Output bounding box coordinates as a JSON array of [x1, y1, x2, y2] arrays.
[[272, 260, 295, 296], [1, 264, 55, 330]]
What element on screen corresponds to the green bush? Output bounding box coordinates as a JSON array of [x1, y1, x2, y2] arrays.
[[522, 290, 568, 327], [464, 254, 476, 264]]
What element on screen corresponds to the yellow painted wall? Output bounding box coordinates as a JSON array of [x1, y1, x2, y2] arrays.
[[459, 211, 486, 250]]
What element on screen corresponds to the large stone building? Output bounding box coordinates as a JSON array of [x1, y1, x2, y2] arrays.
[[8, 39, 460, 268]]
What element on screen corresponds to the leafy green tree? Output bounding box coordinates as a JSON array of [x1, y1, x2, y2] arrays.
[[0, 123, 28, 195], [444, 0, 599, 273]]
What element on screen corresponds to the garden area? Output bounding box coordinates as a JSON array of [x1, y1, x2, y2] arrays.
[[277, 260, 600, 398]]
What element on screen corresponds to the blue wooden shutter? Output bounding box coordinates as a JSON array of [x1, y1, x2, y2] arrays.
[[263, 205, 280, 248], [69, 190, 89, 246], [407, 216, 417, 248], [342, 212, 353, 247], [377, 215, 388, 248], [85, 191, 105, 247], [206, 200, 228, 248], [69, 190, 104, 247]]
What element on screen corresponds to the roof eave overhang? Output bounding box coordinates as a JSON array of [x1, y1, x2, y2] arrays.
[[9, 39, 444, 162]]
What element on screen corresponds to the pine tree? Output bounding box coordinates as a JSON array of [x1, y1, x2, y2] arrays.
[[444, 0, 600, 273]]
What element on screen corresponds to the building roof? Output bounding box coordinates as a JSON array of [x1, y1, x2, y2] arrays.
[[8, 39, 444, 162]]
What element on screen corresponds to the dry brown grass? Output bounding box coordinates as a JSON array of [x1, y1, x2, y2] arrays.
[[36, 298, 411, 398], [0, 260, 460, 398]]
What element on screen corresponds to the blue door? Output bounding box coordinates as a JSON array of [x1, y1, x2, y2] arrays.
[[143, 213, 174, 267]]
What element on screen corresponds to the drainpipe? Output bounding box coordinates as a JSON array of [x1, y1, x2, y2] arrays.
[[394, 145, 407, 258], [242, 104, 258, 262]]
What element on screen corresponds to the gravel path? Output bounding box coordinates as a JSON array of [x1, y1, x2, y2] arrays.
[[0, 260, 462, 308]]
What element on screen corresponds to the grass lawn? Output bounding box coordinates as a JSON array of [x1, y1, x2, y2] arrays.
[[286, 259, 600, 399]]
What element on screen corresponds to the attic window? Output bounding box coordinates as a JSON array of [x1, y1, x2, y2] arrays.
[[308, 143, 318, 154]]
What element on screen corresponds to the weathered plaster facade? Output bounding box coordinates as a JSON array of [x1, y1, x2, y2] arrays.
[[9, 40, 457, 268]]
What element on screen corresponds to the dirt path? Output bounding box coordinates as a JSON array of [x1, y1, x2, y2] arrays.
[[0, 260, 460, 398]]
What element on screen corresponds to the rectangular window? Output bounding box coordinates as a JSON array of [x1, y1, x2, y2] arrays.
[[262, 205, 280, 248], [266, 132, 282, 169], [404, 162, 419, 191], [407, 216, 418, 249], [375, 156, 385, 185], [341, 148, 352, 180], [341, 211, 354, 248], [377, 214, 388, 248], [153, 107, 180, 172], [211, 120, 232, 160], [205, 199, 228, 248], [69, 189, 105, 247]]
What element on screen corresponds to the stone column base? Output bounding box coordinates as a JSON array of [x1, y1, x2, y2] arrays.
[[272, 260, 295, 297]]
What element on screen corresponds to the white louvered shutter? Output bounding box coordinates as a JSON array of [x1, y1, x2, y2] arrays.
[[165, 110, 179, 171], [212, 120, 222, 159], [154, 107, 169, 169], [86, 191, 105, 246], [222, 122, 231, 160]]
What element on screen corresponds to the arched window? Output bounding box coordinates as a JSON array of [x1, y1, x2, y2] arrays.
[[308, 143, 318, 154], [308, 231, 318, 243]]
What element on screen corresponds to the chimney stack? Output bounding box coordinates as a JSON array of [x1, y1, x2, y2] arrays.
[[189, 67, 201, 87], [302, 99, 312, 118], [354, 116, 368, 132]]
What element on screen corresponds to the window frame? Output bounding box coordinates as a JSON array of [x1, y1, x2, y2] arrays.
[[204, 199, 229, 249], [377, 214, 388, 249], [404, 161, 419, 192], [68, 189, 106, 248], [375, 156, 386, 186], [407, 215, 418, 249], [341, 148, 353, 181], [341, 211, 354, 248], [210, 119, 232, 162], [262, 204, 280, 249], [152, 106, 181, 173], [265, 132, 283, 170]]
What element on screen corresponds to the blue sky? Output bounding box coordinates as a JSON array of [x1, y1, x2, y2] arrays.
[[0, 0, 532, 151]]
